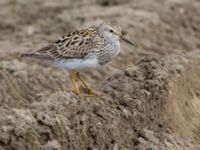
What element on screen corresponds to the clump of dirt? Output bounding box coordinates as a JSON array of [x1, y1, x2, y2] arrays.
[[0, 51, 200, 149]]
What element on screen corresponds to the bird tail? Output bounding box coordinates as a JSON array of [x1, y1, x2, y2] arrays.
[[20, 52, 36, 58], [20, 44, 54, 59], [20, 52, 52, 60]]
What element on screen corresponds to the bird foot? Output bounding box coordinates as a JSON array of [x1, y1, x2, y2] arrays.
[[87, 89, 100, 96], [74, 90, 106, 100], [86, 89, 106, 100], [75, 91, 95, 97]]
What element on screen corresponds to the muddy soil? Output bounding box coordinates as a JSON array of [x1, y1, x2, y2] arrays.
[[0, 0, 200, 149]]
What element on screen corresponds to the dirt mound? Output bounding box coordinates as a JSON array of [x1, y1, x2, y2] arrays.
[[0, 51, 200, 149]]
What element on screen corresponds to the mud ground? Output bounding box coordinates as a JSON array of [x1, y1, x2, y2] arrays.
[[0, 0, 200, 149]]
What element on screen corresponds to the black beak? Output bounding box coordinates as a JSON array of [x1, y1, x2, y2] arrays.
[[120, 36, 135, 47]]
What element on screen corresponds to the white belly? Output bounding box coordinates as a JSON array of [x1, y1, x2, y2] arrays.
[[53, 55, 100, 71]]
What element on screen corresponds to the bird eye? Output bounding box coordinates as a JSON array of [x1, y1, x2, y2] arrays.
[[109, 29, 114, 33]]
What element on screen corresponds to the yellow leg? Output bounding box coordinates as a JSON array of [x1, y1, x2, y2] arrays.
[[69, 71, 94, 96], [69, 71, 82, 96], [76, 72, 99, 96]]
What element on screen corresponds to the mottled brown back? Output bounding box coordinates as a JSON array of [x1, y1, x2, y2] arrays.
[[22, 27, 103, 60]]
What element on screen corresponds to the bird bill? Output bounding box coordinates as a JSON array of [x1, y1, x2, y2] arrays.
[[120, 36, 134, 46]]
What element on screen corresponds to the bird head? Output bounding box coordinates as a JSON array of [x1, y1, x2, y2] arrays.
[[97, 22, 134, 46]]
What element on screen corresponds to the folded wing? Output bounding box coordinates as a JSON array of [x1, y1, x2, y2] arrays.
[[21, 27, 102, 60]]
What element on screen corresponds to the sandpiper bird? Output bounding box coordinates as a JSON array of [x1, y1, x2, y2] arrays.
[[21, 22, 134, 96]]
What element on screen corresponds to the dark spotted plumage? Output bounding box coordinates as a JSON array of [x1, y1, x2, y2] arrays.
[[22, 27, 104, 60]]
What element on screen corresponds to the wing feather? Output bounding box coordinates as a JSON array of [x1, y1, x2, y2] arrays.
[[39, 27, 100, 59], [21, 27, 103, 60]]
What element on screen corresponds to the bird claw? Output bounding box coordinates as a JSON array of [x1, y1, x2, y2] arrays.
[[75, 89, 104, 99], [76, 92, 95, 97]]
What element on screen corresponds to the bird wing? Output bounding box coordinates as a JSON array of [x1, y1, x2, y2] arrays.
[[25, 27, 102, 60]]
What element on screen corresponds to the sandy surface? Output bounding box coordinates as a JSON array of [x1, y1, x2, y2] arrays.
[[0, 0, 200, 149]]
